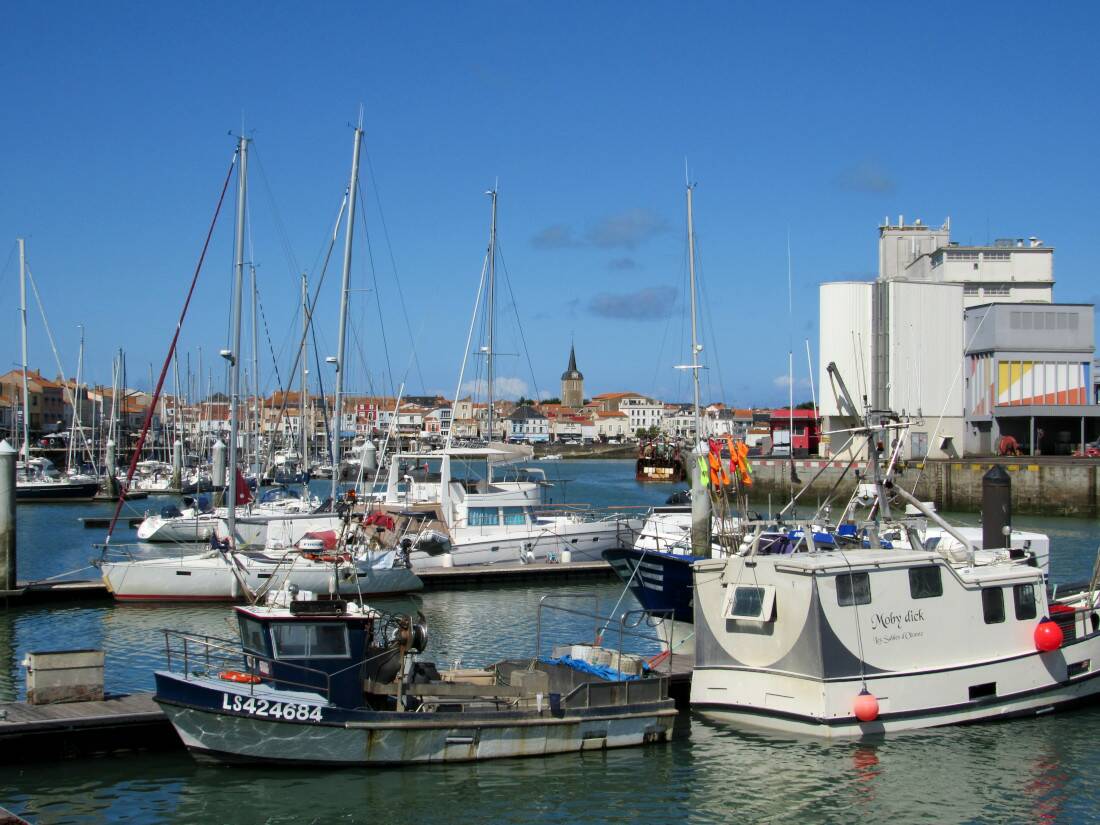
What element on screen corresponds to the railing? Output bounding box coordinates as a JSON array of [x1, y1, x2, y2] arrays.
[[534, 594, 673, 676]]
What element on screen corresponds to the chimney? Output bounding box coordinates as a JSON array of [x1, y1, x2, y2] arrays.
[[1029, 236, 1042, 248]]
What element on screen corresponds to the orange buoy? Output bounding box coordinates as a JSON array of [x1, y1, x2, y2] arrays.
[[1034, 617, 1064, 652], [219, 670, 261, 684], [854, 688, 879, 722]]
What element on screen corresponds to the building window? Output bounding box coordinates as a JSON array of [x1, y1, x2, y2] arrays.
[[1013, 584, 1037, 620], [984, 250, 1010, 261], [964, 285, 979, 296], [982, 588, 1005, 624], [909, 566, 943, 599], [983, 284, 1010, 296], [837, 572, 871, 606]]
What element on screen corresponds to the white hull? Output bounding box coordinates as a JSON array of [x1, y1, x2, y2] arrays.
[[411, 518, 632, 569], [101, 552, 421, 602], [137, 515, 219, 543]]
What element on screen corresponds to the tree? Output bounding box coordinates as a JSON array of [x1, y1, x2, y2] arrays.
[[795, 401, 817, 411]]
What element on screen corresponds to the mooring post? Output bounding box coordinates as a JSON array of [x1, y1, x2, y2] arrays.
[[171, 439, 183, 491], [982, 464, 1012, 551], [212, 440, 226, 507], [0, 440, 17, 591]]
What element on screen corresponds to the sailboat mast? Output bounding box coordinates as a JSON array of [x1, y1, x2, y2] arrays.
[[686, 183, 702, 440], [226, 135, 249, 546], [486, 188, 497, 444], [332, 124, 363, 502], [18, 239, 30, 461], [250, 264, 259, 476], [300, 273, 309, 472]]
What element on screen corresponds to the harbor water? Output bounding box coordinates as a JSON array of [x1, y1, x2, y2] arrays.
[[3, 460, 1100, 823]]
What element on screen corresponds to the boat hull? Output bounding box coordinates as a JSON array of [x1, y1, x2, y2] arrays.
[[154, 674, 675, 765], [16, 480, 100, 502], [101, 555, 422, 602]]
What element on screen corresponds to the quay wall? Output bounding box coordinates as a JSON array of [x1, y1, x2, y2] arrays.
[[744, 457, 1100, 518]]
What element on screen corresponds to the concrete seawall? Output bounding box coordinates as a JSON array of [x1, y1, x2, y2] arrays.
[[745, 457, 1100, 518]]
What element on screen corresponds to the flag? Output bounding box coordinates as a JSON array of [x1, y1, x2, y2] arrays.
[[234, 469, 253, 505]]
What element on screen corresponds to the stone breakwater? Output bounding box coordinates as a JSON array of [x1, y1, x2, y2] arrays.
[[744, 456, 1100, 518]]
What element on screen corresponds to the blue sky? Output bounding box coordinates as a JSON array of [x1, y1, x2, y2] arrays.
[[3, 2, 1098, 408]]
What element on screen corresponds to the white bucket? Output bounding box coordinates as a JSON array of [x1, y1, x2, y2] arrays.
[[561, 549, 572, 564], [442, 552, 454, 568]]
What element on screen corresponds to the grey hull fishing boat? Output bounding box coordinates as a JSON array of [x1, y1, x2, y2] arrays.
[[153, 591, 677, 765]]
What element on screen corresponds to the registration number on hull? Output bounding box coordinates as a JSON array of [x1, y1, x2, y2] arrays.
[[221, 693, 323, 722]]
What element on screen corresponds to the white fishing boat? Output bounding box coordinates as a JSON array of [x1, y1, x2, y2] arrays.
[[689, 380, 1089, 738]]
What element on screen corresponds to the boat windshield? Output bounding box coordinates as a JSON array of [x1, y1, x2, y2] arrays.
[[270, 623, 350, 659]]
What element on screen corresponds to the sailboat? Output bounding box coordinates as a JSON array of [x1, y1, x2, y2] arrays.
[[99, 131, 421, 601], [14, 238, 98, 502]]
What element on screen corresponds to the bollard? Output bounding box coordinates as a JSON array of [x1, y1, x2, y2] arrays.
[[212, 440, 226, 507], [982, 465, 1012, 551], [0, 440, 15, 590], [171, 440, 183, 491], [361, 441, 377, 472]]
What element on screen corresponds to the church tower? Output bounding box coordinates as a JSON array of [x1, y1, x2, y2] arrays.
[[561, 344, 584, 408]]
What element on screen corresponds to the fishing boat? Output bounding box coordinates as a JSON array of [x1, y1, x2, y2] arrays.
[[635, 439, 687, 483], [153, 591, 676, 764], [689, 372, 1078, 737]]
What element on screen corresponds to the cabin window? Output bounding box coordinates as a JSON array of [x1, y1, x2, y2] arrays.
[[909, 566, 943, 599], [982, 588, 1005, 624], [1013, 583, 1037, 620], [271, 622, 350, 659], [502, 507, 527, 526], [239, 616, 269, 656], [468, 507, 499, 527], [724, 585, 776, 622], [836, 572, 871, 607]]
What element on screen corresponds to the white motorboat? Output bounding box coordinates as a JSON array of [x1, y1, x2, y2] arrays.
[[140, 486, 321, 544], [16, 457, 99, 502]]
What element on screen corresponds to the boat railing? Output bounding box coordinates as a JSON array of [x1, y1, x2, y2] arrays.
[[161, 628, 411, 702], [535, 595, 673, 676]]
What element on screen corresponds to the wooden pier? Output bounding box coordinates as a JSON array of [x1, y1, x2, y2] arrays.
[[0, 693, 176, 762]]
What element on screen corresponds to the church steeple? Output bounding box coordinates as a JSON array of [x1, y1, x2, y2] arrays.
[[561, 342, 584, 407]]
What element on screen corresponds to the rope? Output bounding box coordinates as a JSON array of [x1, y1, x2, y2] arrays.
[[103, 151, 237, 546]]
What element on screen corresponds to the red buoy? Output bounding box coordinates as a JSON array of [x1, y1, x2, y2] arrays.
[[1034, 617, 1064, 652], [854, 688, 879, 723]]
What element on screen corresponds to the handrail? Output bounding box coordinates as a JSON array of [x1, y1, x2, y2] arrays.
[[535, 595, 671, 676]]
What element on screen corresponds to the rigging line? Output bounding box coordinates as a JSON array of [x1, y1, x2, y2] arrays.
[[494, 242, 541, 402], [693, 242, 727, 406], [355, 178, 396, 399], [258, 191, 348, 472], [104, 150, 238, 546], [254, 287, 285, 393], [310, 315, 335, 466], [23, 266, 96, 466], [444, 249, 490, 451], [907, 309, 990, 494], [249, 143, 302, 279], [362, 146, 427, 395]]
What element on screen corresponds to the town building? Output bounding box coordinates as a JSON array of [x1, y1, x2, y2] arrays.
[[560, 345, 584, 408], [963, 303, 1098, 455], [591, 392, 665, 436], [507, 405, 549, 442], [818, 217, 1091, 459]]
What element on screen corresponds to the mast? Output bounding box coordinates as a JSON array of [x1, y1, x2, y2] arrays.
[[686, 181, 702, 440], [250, 264, 260, 476], [225, 135, 248, 547], [18, 239, 30, 461], [485, 187, 497, 444], [331, 123, 364, 502], [68, 325, 85, 471], [300, 273, 309, 473]]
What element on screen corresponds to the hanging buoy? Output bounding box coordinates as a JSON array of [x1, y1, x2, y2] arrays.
[[1034, 617, 1064, 652], [854, 688, 879, 722]]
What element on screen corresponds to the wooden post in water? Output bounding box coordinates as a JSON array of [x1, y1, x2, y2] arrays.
[[0, 439, 16, 590]]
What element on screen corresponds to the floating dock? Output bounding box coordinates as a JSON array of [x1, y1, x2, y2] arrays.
[[0, 693, 176, 762]]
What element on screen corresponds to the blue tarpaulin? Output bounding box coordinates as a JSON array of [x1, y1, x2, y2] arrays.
[[541, 655, 642, 682]]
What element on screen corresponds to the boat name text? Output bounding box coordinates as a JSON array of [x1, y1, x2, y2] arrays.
[[222, 693, 323, 722]]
